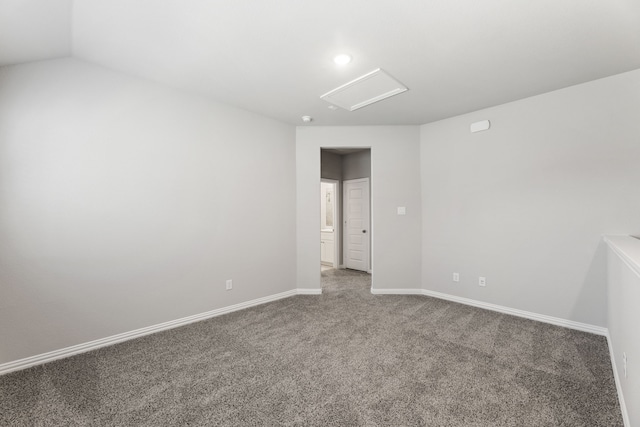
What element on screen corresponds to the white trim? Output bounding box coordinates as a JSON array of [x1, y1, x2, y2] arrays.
[[371, 288, 423, 295], [296, 288, 322, 295], [0, 288, 312, 376], [2, 285, 623, 422], [606, 332, 631, 427], [371, 288, 607, 336], [604, 235, 640, 279], [421, 289, 607, 335]]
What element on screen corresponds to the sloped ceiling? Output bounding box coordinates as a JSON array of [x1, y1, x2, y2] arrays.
[[3, 0, 640, 125], [0, 0, 72, 65]]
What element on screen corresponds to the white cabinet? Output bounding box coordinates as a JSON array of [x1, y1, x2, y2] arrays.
[[321, 231, 335, 265]]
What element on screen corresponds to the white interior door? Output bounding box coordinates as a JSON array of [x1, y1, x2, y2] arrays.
[[343, 178, 370, 272]]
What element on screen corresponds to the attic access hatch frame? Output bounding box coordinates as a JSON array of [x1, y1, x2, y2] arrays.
[[320, 68, 408, 111]]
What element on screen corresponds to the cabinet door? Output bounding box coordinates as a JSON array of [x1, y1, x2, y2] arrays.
[[320, 232, 334, 264], [325, 239, 334, 264], [320, 240, 328, 263]]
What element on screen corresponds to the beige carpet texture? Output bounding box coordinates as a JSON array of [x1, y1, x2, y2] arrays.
[[0, 269, 623, 426]]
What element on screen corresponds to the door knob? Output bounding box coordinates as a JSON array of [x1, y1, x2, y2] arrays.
[[362, 230, 367, 233]]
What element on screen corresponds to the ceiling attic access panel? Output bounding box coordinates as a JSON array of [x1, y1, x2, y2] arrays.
[[320, 69, 408, 111]]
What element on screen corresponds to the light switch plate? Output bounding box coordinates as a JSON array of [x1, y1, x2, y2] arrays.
[[397, 207, 406, 215]]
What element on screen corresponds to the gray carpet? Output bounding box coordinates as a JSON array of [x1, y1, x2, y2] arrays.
[[1, 269, 623, 426]]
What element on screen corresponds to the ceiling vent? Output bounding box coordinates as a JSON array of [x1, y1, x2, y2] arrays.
[[320, 68, 408, 111]]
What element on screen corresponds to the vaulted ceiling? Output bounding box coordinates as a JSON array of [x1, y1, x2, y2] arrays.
[[2, 0, 640, 125]]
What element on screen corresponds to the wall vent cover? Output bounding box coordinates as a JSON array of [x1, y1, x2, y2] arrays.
[[320, 68, 408, 111]]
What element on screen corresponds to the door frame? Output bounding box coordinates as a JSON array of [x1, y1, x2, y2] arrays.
[[321, 178, 340, 269], [343, 177, 371, 273]]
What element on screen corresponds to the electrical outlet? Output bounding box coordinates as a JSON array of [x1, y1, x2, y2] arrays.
[[453, 272, 460, 282], [623, 352, 627, 378], [226, 279, 233, 290], [479, 277, 486, 287]]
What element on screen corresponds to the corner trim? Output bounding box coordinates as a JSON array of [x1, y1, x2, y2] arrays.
[[0, 288, 305, 376], [606, 332, 630, 427]]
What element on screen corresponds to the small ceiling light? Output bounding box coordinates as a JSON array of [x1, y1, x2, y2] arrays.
[[301, 115, 313, 123], [333, 54, 352, 65], [328, 105, 338, 111]]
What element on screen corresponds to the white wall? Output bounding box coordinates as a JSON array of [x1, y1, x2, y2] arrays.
[[420, 69, 640, 326], [0, 0, 72, 65], [606, 236, 640, 427], [0, 58, 296, 364], [296, 126, 421, 291]]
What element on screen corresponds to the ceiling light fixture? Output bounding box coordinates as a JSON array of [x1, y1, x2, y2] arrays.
[[333, 54, 352, 65], [301, 115, 313, 123]]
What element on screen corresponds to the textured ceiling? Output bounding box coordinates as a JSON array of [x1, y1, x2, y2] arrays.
[[3, 0, 640, 126]]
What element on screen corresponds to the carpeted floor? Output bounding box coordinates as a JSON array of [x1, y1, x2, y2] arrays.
[[0, 269, 623, 426]]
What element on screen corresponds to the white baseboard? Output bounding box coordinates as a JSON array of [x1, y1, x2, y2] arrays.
[[371, 288, 423, 295], [372, 287, 607, 336], [0, 285, 612, 385], [606, 332, 630, 427], [421, 289, 607, 336], [0, 288, 310, 376], [297, 288, 322, 295]]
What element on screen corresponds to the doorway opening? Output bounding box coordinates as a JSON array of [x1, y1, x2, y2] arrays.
[[320, 148, 371, 275], [321, 179, 339, 270]]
